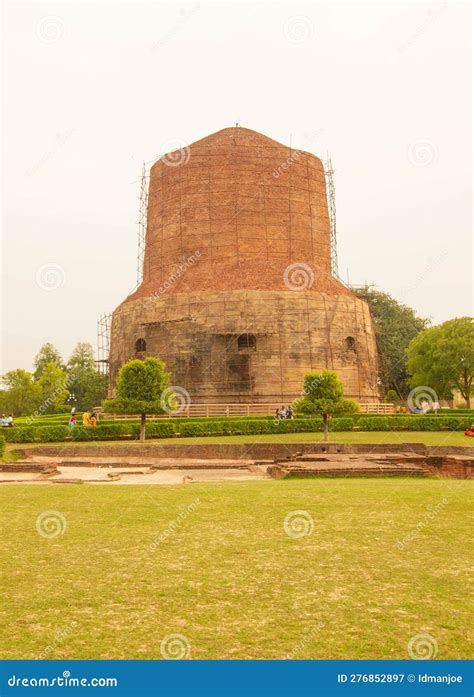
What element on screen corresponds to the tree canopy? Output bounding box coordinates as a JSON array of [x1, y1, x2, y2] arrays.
[[67, 342, 107, 410], [407, 317, 474, 408], [354, 288, 429, 398], [33, 343, 64, 380], [0, 369, 40, 416], [293, 370, 359, 417], [37, 362, 69, 413], [102, 357, 171, 440]]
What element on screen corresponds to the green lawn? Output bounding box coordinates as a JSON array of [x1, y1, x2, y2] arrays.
[[6, 430, 472, 456], [1, 479, 471, 659]]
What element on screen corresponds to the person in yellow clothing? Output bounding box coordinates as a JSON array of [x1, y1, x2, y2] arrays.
[[82, 411, 91, 426]]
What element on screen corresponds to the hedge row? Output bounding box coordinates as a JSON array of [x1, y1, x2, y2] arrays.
[[0, 434, 5, 456], [355, 416, 472, 431], [2, 415, 472, 443]]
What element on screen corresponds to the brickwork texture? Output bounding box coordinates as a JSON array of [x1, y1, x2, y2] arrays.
[[108, 127, 379, 403]]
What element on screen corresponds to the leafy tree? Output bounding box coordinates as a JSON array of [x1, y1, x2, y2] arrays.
[[37, 362, 69, 413], [354, 288, 429, 398], [407, 317, 474, 408], [67, 342, 96, 372], [67, 342, 107, 409], [293, 370, 359, 440], [0, 369, 41, 416], [102, 358, 171, 441], [34, 343, 64, 380]]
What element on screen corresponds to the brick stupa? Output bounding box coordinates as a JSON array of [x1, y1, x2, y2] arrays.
[[108, 127, 379, 403]]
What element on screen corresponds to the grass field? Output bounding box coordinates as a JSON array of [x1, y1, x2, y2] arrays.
[[1, 479, 472, 660]]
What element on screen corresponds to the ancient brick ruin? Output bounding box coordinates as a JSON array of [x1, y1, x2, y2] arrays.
[[108, 126, 379, 403]]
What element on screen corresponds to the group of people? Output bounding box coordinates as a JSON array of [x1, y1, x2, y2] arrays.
[[275, 405, 294, 420], [1, 414, 14, 428], [67, 409, 99, 433]]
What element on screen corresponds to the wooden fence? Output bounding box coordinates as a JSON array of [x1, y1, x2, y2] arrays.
[[101, 402, 395, 419]]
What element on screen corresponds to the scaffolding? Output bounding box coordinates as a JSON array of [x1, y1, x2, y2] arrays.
[[96, 312, 112, 375], [136, 161, 149, 288], [323, 157, 339, 279]]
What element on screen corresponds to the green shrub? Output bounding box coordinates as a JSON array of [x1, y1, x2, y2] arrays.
[[72, 424, 131, 441], [329, 417, 355, 431], [3, 427, 37, 443], [0, 434, 5, 456], [130, 422, 176, 439], [36, 425, 69, 442]]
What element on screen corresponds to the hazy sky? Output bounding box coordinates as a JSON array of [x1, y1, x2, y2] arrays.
[[2, 1, 472, 373]]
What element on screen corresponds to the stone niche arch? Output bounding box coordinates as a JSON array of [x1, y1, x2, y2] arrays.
[[345, 336, 357, 352], [237, 334, 256, 352], [135, 337, 147, 352]]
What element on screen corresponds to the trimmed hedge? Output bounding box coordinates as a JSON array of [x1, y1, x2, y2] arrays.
[[2, 415, 472, 443], [0, 434, 5, 456], [355, 416, 471, 431]]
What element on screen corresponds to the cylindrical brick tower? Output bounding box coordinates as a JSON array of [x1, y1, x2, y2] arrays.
[[108, 127, 379, 403]]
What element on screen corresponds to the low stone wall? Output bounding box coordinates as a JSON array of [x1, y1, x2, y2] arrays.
[[18, 441, 472, 460], [423, 456, 474, 479], [16, 442, 474, 479]]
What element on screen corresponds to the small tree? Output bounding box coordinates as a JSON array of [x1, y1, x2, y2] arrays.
[[407, 317, 474, 408], [293, 370, 359, 441], [102, 358, 171, 441]]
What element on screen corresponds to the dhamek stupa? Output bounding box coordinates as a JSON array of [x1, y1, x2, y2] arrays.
[[108, 127, 379, 403]]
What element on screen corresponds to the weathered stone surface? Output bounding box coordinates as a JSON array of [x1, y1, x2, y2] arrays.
[[108, 126, 379, 402]]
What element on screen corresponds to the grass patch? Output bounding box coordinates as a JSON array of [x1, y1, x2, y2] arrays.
[[0, 479, 471, 659], [8, 430, 473, 452]]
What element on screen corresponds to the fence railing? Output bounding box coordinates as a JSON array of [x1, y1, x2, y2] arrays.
[[101, 402, 396, 419]]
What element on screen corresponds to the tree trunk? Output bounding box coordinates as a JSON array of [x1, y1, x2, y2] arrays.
[[466, 396, 471, 409], [140, 413, 146, 442], [323, 421, 329, 442]]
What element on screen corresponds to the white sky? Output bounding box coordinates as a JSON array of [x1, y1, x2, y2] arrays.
[[1, 1, 472, 373]]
